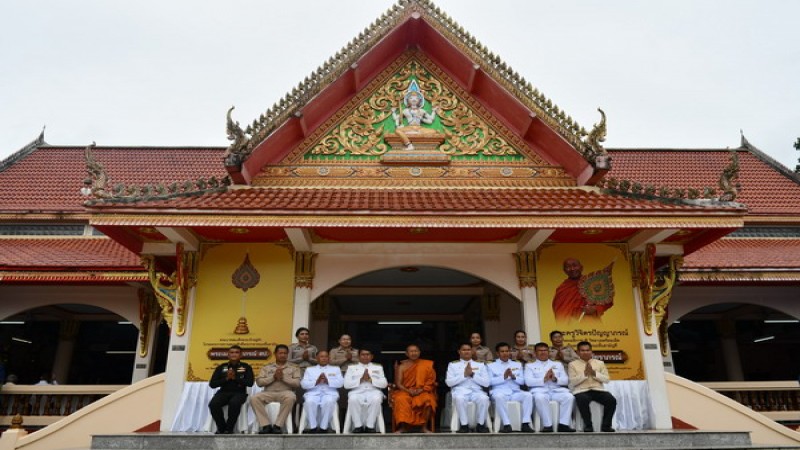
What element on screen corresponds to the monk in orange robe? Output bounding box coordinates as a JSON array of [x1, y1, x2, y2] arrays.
[[392, 344, 437, 433], [553, 258, 612, 323]]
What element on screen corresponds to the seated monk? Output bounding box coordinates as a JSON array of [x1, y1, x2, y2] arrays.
[[392, 344, 437, 433]]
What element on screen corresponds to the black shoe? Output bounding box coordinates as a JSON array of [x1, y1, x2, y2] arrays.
[[558, 424, 576, 433], [271, 425, 282, 434], [456, 424, 469, 433], [521, 423, 535, 433], [258, 425, 272, 434], [476, 423, 490, 433], [352, 426, 363, 433], [583, 426, 593, 432], [601, 427, 616, 433], [540, 426, 553, 433], [499, 424, 512, 433], [364, 427, 376, 433], [214, 429, 226, 435], [223, 429, 234, 434]]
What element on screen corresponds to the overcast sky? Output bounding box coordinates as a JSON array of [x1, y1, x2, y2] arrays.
[[1, 1, 798, 170]]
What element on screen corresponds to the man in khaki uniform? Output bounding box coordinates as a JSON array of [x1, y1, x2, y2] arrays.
[[250, 344, 302, 434]]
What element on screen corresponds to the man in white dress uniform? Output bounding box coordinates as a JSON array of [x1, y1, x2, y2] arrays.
[[487, 342, 534, 433], [301, 350, 344, 433], [446, 343, 491, 433], [343, 348, 387, 433], [524, 342, 576, 432]]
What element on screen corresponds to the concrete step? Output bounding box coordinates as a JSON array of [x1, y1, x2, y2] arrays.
[[91, 430, 755, 450]]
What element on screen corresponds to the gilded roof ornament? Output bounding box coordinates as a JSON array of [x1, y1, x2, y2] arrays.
[[585, 108, 607, 157], [223, 106, 251, 167], [83, 142, 110, 199], [718, 150, 740, 202]]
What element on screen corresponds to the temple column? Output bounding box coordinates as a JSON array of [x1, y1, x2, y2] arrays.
[[150, 247, 199, 431], [514, 252, 542, 341], [291, 252, 317, 335], [132, 288, 160, 383], [632, 286, 673, 429], [717, 320, 744, 381], [52, 320, 79, 384]]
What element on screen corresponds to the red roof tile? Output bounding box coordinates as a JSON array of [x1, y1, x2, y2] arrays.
[[90, 187, 743, 214], [683, 238, 800, 269], [0, 237, 143, 270], [0, 146, 227, 214], [606, 149, 800, 216]]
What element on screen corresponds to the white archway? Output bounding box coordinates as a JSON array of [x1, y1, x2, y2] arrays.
[[0, 285, 141, 326]]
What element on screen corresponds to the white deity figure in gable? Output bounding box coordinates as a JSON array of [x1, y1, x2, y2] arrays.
[[391, 80, 441, 150]]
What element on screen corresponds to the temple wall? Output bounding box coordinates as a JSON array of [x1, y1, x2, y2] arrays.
[[669, 285, 800, 321]]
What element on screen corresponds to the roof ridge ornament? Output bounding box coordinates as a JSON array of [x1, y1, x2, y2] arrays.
[[224, 106, 251, 167], [718, 150, 740, 202], [585, 108, 607, 157], [83, 142, 232, 206]]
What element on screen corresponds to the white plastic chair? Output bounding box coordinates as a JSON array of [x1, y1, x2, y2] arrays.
[[492, 400, 522, 432], [204, 403, 251, 434], [532, 400, 560, 431], [297, 402, 341, 434], [260, 401, 294, 434], [343, 406, 386, 434], [574, 401, 607, 431], [449, 401, 493, 433]]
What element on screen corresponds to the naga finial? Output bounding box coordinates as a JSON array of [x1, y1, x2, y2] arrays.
[[718, 150, 740, 202], [585, 108, 607, 156], [224, 106, 250, 165], [83, 141, 109, 198]]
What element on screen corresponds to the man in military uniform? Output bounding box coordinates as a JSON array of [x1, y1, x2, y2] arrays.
[[445, 343, 491, 433], [208, 345, 254, 434], [487, 342, 534, 433], [250, 344, 301, 434], [525, 342, 575, 432], [343, 348, 387, 433], [300, 350, 344, 433]]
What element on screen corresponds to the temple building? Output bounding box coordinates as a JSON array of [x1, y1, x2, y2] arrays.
[[0, 0, 798, 446]]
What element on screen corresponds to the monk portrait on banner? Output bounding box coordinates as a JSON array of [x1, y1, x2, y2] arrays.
[[552, 258, 615, 323]]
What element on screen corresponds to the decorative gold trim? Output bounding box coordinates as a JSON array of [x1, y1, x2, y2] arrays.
[[91, 214, 746, 229], [623, 361, 646, 381], [141, 254, 177, 332], [0, 271, 147, 282], [186, 362, 204, 382], [653, 255, 683, 357], [294, 251, 317, 288], [175, 244, 199, 336], [137, 288, 158, 357], [482, 293, 501, 321], [513, 251, 537, 288], [630, 244, 656, 335], [679, 271, 800, 282]]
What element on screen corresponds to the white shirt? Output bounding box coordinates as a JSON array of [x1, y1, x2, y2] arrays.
[[446, 359, 490, 394], [487, 359, 525, 394], [344, 362, 388, 394], [301, 364, 344, 393], [525, 358, 570, 392]]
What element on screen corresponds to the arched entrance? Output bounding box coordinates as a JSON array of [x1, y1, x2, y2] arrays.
[[0, 304, 167, 384], [668, 303, 800, 381], [308, 266, 521, 374]]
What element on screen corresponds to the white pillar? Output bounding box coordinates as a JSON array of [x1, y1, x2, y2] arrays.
[[131, 314, 160, 383], [291, 286, 312, 335], [521, 286, 542, 342], [159, 286, 197, 431], [632, 287, 673, 429]]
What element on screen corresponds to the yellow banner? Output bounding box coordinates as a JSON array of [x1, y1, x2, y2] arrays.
[[537, 244, 644, 380], [187, 243, 295, 380]]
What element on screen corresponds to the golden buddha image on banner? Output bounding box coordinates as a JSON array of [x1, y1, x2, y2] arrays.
[[537, 243, 644, 380], [186, 243, 295, 380]]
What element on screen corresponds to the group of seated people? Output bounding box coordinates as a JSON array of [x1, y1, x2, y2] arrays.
[[206, 328, 617, 435]]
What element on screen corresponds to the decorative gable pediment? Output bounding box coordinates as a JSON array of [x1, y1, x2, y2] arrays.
[[252, 53, 573, 189]]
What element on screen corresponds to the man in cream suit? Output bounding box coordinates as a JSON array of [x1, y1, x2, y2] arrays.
[[446, 343, 491, 433], [525, 342, 576, 432], [301, 350, 344, 433], [343, 348, 387, 433], [568, 341, 617, 432]]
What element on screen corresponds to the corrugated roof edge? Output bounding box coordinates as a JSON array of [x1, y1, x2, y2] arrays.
[[0, 128, 47, 172]]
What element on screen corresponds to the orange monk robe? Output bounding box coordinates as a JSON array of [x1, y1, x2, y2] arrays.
[[392, 359, 437, 426], [552, 278, 612, 323]]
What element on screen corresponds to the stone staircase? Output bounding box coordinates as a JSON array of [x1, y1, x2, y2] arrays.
[[91, 430, 768, 450]]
